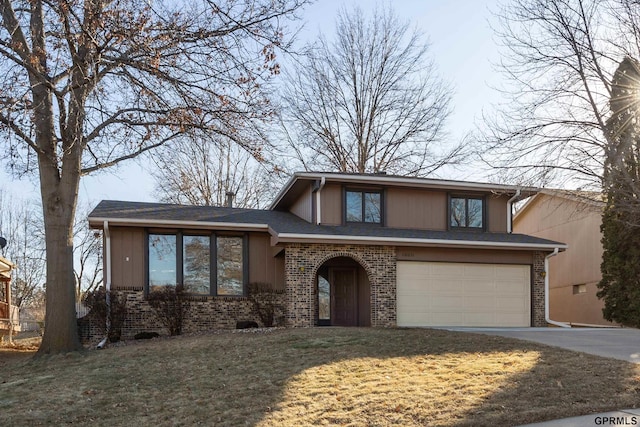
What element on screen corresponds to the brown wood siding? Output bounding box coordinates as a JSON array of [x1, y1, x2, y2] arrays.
[[289, 183, 313, 222], [487, 194, 509, 233], [357, 265, 371, 326], [320, 183, 342, 225], [386, 188, 447, 230], [514, 194, 601, 289], [396, 247, 534, 264], [110, 227, 145, 289], [248, 232, 285, 289], [108, 227, 284, 291]]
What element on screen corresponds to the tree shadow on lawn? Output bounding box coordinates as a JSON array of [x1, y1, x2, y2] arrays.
[[1, 327, 638, 426]]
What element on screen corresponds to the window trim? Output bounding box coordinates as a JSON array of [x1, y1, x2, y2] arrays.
[[343, 188, 383, 224], [145, 230, 248, 297], [448, 194, 486, 231]]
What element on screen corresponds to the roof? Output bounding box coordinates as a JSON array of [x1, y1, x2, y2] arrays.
[[270, 171, 540, 211], [89, 200, 566, 251]]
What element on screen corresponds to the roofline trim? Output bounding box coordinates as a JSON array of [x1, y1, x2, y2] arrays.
[[269, 172, 539, 210], [273, 232, 568, 250], [88, 217, 270, 231]]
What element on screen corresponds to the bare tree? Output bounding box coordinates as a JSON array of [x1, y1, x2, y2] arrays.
[[282, 5, 459, 176], [150, 135, 281, 208], [0, 0, 307, 354], [0, 190, 46, 309], [480, 0, 640, 189], [73, 204, 102, 300]]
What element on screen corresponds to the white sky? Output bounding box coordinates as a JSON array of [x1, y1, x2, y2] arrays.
[[0, 0, 503, 208]]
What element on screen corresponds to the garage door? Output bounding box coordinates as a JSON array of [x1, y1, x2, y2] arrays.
[[397, 261, 531, 327]]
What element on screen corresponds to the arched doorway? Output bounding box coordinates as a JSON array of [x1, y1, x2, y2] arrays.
[[316, 256, 371, 326]]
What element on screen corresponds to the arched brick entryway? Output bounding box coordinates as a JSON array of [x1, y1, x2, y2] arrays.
[[284, 243, 397, 327]]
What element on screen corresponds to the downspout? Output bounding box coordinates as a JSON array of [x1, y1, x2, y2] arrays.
[[507, 189, 521, 233], [315, 176, 326, 225], [97, 220, 112, 349], [544, 248, 570, 328]]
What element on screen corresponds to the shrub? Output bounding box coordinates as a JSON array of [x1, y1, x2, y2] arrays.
[[248, 283, 284, 327], [147, 285, 190, 336], [82, 287, 128, 342]]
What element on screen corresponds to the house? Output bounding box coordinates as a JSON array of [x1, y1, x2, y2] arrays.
[[88, 172, 566, 338], [0, 254, 20, 336], [513, 190, 614, 326]]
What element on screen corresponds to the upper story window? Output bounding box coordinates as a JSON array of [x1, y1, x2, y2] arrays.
[[346, 190, 382, 223], [148, 232, 245, 296], [450, 196, 484, 229]]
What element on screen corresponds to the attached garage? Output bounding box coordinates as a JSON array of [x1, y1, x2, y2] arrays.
[[397, 261, 531, 327]]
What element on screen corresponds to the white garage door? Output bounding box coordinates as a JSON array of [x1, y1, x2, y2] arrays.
[[397, 261, 531, 327]]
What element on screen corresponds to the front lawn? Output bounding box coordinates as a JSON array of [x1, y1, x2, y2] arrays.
[[0, 328, 638, 426]]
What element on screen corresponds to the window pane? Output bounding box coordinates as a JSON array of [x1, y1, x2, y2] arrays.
[[346, 191, 362, 222], [468, 199, 483, 228], [183, 235, 210, 294], [149, 234, 177, 290], [318, 275, 330, 320], [450, 198, 466, 227], [364, 192, 381, 223], [217, 237, 243, 296]]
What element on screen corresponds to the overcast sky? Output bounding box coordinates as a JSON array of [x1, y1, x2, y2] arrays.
[[0, 0, 503, 208]]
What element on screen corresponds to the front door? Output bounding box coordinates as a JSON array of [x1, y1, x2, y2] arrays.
[[331, 267, 358, 326]]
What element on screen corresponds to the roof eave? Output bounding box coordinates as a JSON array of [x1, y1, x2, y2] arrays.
[[88, 217, 270, 232], [272, 232, 567, 251]]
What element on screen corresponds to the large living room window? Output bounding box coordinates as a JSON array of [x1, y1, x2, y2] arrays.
[[346, 190, 382, 223], [450, 196, 484, 229], [147, 232, 245, 296]]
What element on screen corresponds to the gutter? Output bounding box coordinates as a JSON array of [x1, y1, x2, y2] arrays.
[[88, 217, 269, 231], [545, 248, 570, 328], [507, 189, 521, 233], [315, 177, 326, 225], [97, 220, 112, 349], [273, 232, 567, 251]]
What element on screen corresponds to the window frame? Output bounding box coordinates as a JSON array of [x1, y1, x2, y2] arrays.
[[145, 230, 248, 297], [343, 188, 383, 224], [448, 194, 486, 231]]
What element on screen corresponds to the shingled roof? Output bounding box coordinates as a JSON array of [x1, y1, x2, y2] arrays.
[[89, 200, 566, 251]]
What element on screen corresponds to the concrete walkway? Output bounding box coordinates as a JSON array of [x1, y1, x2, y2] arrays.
[[446, 327, 640, 363]]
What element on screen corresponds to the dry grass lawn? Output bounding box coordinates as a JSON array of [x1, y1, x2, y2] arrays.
[[0, 328, 639, 426]]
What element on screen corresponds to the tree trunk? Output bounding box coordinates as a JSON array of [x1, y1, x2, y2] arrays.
[[36, 173, 83, 355], [37, 199, 83, 354]]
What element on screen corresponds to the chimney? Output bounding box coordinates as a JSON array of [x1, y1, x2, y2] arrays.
[[225, 191, 235, 208]]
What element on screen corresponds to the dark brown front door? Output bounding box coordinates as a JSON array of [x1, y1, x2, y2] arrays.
[[331, 267, 357, 326]]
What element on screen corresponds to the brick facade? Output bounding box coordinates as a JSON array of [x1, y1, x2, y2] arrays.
[[532, 250, 547, 327], [78, 288, 285, 342], [284, 243, 397, 327]]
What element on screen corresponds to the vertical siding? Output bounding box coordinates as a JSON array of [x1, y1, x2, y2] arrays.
[[248, 233, 285, 289], [289, 183, 313, 223], [320, 183, 343, 225], [513, 194, 611, 325], [110, 227, 145, 289], [487, 194, 509, 233], [386, 188, 446, 230]]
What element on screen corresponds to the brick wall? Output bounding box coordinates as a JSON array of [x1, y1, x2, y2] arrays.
[[78, 288, 285, 342], [532, 250, 547, 327], [284, 243, 397, 328]]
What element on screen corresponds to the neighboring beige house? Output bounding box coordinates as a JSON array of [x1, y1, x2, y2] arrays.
[[513, 190, 614, 326], [0, 254, 20, 336], [89, 172, 567, 338]]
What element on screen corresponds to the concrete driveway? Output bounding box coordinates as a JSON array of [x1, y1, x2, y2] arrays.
[[446, 327, 640, 363]]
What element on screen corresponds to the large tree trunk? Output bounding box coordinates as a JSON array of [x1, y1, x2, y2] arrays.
[[36, 178, 83, 355]]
